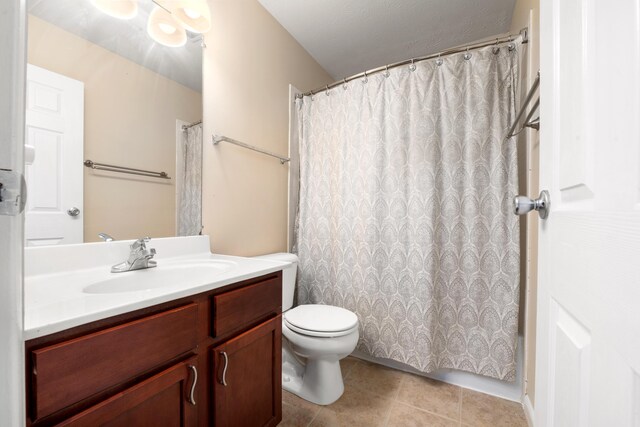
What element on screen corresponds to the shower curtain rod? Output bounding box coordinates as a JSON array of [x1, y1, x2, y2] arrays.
[[182, 120, 202, 131], [296, 27, 528, 99]]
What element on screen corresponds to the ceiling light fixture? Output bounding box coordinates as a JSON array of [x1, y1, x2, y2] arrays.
[[90, 0, 138, 20], [170, 0, 212, 34], [147, 6, 187, 47], [91, 0, 211, 48]]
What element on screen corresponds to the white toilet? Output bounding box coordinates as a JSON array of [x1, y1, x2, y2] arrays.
[[254, 253, 359, 405]]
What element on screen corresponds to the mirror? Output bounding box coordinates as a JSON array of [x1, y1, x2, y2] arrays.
[[24, 0, 203, 246]]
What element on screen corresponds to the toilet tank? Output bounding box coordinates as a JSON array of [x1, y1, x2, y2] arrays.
[[253, 253, 298, 311]]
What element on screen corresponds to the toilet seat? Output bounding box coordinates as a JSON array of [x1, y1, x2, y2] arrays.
[[284, 304, 358, 338]]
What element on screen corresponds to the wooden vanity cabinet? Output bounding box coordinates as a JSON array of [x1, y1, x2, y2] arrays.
[[25, 271, 283, 427]]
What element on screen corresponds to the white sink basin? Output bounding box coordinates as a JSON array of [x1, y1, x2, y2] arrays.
[[83, 260, 236, 294]]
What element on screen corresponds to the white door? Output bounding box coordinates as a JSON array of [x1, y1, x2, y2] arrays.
[[0, 0, 26, 425], [536, 1, 640, 426], [25, 64, 84, 246]]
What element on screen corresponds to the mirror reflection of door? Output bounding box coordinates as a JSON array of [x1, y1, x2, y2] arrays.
[[24, 64, 84, 246], [25, 0, 203, 244]]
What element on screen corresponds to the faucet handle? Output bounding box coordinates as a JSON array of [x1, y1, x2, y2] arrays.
[[131, 236, 151, 251]]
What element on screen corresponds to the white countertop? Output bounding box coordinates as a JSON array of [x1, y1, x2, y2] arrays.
[[24, 236, 287, 340]]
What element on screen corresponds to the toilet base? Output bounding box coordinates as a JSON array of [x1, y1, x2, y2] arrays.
[[281, 340, 346, 405]]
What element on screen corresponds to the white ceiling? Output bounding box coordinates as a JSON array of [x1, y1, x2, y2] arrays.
[[258, 0, 517, 79], [28, 0, 202, 92]]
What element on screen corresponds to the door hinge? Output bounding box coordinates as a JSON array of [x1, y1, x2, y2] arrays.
[[0, 168, 27, 216]]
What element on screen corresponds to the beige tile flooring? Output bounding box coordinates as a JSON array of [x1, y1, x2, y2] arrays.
[[280, 357, 528, 427]]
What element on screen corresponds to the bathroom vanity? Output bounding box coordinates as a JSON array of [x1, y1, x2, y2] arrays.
[[23, 236, 285, 427]]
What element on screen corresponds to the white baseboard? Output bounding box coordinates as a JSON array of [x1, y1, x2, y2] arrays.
[[522, 393, 535, 427], [350, 336, 525, 403]]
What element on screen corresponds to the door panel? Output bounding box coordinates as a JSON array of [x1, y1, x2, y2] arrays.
[[213, 316, 282, 427], [548, 300, 591, 427], [58, 358, 198, 427], [538, 0, 640, 426], [556, 0, 593, 201], [25, 64, 83, 246]]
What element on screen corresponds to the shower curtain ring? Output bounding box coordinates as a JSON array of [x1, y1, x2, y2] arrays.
[[325, 85, 330, 96], [343, 78, 348, 90], [435, 54, 443, 66], [362, 71, 368, 84], [384, 65, 390, 78], [464, 47, 472, 60], [492, 38, 500, 54], [409, 58, 416, 72]]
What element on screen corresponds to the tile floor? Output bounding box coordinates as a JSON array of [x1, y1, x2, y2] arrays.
[[280, 357, 528, 427]]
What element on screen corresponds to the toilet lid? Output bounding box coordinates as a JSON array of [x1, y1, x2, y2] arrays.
[[284, 304, 358, 336]]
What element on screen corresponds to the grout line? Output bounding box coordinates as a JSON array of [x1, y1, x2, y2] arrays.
[[381, 403, 393, 427], [306, 407, 321, 427], [392, 373, 405, 401], [458, 386, 463, 424], [391, 374, 462, 424], [383, 374, 406, 427], [343, 358, 360, 380], [391, 400, 463, 425]]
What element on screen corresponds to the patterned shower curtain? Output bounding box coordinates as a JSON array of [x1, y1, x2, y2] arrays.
[[177, 123, 202, 236], [294, 41, 521, 380]]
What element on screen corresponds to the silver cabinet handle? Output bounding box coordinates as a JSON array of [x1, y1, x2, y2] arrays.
[[188, 365, 197, 405], [221, 351, 228, 386], [67, 207, 80, 217]]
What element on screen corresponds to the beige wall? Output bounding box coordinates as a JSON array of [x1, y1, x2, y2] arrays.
[[201, 0, 333, 256], [510, 0, 540, 406], [27, 15, 202, 242]]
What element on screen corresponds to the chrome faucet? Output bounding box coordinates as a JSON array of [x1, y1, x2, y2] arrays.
[[111, 237, 157, 273], [98, 232, 114, 242]]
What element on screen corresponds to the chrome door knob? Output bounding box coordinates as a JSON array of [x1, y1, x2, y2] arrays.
[[67, 207, 80, 217], [513, 190, 550, 219]]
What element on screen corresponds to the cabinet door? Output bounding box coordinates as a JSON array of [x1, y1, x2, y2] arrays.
[[58, 357, 199, 427], [213, 316, 282, 427]]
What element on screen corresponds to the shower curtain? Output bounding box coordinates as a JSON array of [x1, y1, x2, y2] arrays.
[[295, 41, 521, 380], [177, 123, 202, 236]]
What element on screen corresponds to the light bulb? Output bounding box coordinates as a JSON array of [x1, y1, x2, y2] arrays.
[[172, 1, 211, 33], [158, 23, 177, 34], [183, 8, 201, 20], [147, 6, 187, 47]]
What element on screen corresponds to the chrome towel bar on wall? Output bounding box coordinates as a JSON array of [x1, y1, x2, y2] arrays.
[[83, 160, 171, 179], [212, 135, 290, 164]]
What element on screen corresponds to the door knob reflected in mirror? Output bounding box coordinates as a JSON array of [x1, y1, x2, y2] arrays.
[[67, 207, 80, 217], [513, 190, 550, 219]]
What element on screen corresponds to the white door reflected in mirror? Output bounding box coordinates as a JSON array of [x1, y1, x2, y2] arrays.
[[24, 64, 84, 247]]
